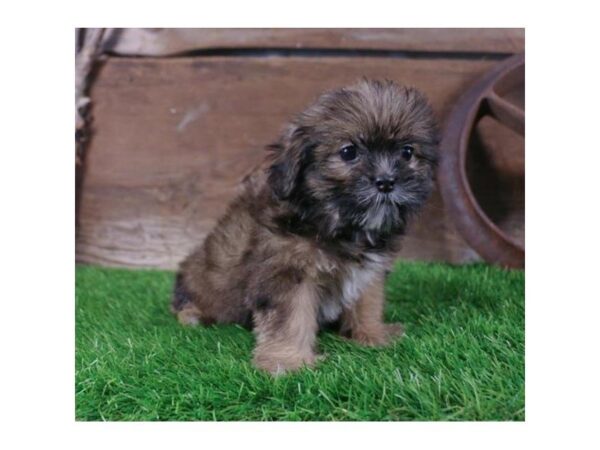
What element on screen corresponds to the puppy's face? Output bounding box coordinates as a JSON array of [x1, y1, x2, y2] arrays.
[[269, 80, 439, 237]]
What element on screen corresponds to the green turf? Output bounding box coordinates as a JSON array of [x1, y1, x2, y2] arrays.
[[75, 261, 524, 421]]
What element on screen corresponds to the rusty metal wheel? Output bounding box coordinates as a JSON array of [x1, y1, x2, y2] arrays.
[[439, 54, 525, 268]]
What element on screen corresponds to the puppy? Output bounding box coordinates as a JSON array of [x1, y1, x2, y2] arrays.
[[172, 79, 439, 374]]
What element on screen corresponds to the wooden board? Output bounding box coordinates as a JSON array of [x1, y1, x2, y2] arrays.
[[76, 56, 501, 269], [102, 28, 524, 56]]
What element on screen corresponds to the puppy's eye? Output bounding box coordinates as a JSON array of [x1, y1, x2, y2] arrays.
[[401, 145, 414, 161], [339, 145, 358, 162]]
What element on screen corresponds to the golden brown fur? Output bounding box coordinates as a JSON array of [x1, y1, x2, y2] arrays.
[[172, 79, 439, 374]]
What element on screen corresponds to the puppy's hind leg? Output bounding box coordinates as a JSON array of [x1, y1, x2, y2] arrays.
[[171, 273, 202, 326], [252, 279, 320, 375], [173, 303, 202, 326]]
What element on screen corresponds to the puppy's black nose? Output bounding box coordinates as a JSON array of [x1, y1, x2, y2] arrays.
[[375, 177, 395, 193]]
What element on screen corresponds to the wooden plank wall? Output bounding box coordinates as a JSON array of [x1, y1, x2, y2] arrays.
[[77, 28, 524, 269], [101, 28, 524, 54]]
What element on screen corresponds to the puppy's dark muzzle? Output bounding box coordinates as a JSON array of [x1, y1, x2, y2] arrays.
[[375, 177, 396, 193]]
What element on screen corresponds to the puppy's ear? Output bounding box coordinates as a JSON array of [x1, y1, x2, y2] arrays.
[[267, 125, 314, 199]]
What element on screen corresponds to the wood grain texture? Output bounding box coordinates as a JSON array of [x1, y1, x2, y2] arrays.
[[102, 28, 524, 55], [77, 56, 500, 269], [468, 116, 525, 248]]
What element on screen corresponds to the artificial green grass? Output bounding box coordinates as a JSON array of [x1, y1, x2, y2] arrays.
[[75, 261, 524, 421]]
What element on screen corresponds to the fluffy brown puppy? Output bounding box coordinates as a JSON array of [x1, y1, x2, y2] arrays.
[[172, 79, 439, 374]]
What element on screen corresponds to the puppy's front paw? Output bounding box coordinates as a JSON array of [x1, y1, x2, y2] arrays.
[[350, 329, 389, 347], [383, 322, 405, 340], [253, 350, 319, 376], [350, 322, 405, 347]]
